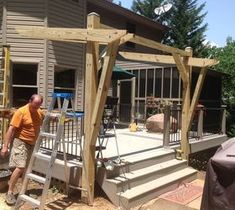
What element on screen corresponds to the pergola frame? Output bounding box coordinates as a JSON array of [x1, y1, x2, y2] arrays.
[[15, 12, 218, 205]]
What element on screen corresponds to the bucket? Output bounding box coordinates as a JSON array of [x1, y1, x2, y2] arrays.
[[0, 169, 11, 192]]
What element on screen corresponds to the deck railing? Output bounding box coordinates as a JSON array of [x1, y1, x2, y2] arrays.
[[163, 105, 227, 147], [41, 115, 84, 157]]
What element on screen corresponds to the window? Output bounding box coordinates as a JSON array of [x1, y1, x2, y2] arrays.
[[147, 69, 154, 96], [163, 68, 171, 98], [172, 68, 179, 98], [139, 70, 146, 97], [54, 67, 75, 93], [12, 63, 38, 107], [155, 68, 162, 98], [133, 70, 139, 97], [54, 67, 76, 108]]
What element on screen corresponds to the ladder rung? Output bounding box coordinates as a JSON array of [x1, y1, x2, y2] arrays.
[[47, 112, 61, 118], [34, 152, 51, 161], [18, 194, 40, 207], [26, 173, 46, 184], [0, 81, 4, 84], [69, 185, 87, 192], [52, 92, 73, 99], [40, 132, 56, 139]]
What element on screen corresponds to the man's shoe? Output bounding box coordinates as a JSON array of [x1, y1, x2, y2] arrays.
[[5, 192, 16, 205]]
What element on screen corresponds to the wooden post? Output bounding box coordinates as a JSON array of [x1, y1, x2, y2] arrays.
[[221, 105, 227, 134], [181, 47, 192, 160], [82, 13, 100, 204], [197, 106, 204, 139], [163, 105, 170, 148]]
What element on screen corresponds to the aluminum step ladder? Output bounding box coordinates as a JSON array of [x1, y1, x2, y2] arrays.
[[0, 45, 10, 108], [14, 93, 74, 210], [0, 45, 10, 145]]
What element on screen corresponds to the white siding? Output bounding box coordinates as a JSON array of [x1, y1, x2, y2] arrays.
[[47, 0, 85, 110], [6, 0, 45, 103]]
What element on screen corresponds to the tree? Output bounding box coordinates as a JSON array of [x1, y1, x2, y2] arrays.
[[165, 0, 207, 56], [203, 37, 235, 136], [131, 0, 208, 56]]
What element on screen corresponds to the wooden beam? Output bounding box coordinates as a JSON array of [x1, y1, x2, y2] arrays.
[[119, 33, 134, 45], [130, 35, 191, 57], [180, 47, 192, 160], [82, 13, 100, 205], [173, 53, 188, 83], [187, 67, 208, 131], [90, 39, 120, 147], [188, 57, 219, 67], [119, 51, 219, 67], [15, 26, 127, 43]]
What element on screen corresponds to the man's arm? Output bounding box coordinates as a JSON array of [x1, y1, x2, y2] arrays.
[[0, 125, 16, 157]]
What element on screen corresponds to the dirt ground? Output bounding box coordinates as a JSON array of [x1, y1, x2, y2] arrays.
[[0, 179, 118, 210]]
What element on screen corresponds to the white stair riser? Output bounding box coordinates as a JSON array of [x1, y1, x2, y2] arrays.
[[115, 162, 188, 193], [119, 172, 197, 209], [106, 152, 175, 178]]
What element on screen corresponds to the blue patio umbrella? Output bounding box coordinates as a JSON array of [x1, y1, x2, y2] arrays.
[[99, 66, 135, 80], [111, 66, 135, 80]]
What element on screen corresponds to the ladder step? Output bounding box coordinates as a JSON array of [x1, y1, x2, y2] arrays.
[[26, 173, 46, 184], [69, 185, 87, 192], [52, 92, 73, 99], [18, 194, 40, 207], [47, 112, 61, 118], [34, 152, 51, 161], [40, 132, 56, 139]]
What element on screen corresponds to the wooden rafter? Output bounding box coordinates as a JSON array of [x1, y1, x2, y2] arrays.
[[130, 35, 191, 57], [119, 51, 219, 67], [15, 26, 127, 43], [119, 33, 134, 45], [187, 67, 208, 131]]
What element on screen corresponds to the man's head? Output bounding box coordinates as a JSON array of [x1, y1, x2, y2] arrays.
[[28, 94, 43, 112]]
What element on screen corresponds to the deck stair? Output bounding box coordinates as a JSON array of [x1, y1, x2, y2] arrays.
[[96, 147, 197, 209]]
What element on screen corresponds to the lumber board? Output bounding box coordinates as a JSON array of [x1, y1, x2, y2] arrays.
[[130, 35, 191, 57], [15, 26, 127, 43], [172, 53, 188, 83], [82, 13, 100, 205], [119, 52, 219, 67], [187, 67, 208, 131]]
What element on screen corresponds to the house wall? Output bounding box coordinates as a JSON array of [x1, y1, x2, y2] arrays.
[[0, 0, 86, 109], [87, 3, 165, 54], [47, 0, 85, 110]]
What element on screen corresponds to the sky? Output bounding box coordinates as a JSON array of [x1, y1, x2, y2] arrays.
[[115, 0, 235, 47]]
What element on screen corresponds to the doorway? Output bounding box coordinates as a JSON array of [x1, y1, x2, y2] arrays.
[[118, 78, 135, 123]]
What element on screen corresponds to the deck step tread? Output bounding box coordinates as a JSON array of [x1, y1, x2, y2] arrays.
[[107, 159, 187, 184], [120, 167, 197, 200], [120, 148, 175, 163]]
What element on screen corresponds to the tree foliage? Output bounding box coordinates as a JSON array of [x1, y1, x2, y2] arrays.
[[203, 38, 235, 136], [131, 0, 207, 56], [203, 37, 235, 100]]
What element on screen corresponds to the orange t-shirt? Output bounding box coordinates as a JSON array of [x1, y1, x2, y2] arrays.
[[10, 104, 44, 145]]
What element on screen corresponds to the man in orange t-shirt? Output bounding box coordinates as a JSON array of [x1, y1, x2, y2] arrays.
[[0, 94, 44, 205]]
